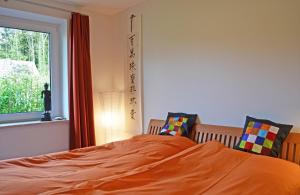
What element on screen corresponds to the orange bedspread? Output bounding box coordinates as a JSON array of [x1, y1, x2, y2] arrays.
[[0, 135, 300, 195]]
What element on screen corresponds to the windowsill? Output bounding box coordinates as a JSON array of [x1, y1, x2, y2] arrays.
[[0, 120, 69, 129]]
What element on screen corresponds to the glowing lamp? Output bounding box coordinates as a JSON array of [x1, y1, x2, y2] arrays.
[[99, 92, 124, 143]]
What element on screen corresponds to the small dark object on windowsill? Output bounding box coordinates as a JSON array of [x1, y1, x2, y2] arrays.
[[41, 112, 52, 121], [41, 83, 52, 121]]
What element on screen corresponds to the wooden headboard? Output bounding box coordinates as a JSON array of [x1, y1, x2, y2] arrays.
[[147, 119, 300, 165]]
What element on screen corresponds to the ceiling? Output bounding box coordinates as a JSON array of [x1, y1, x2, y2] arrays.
[[52, 0, 146, 15]]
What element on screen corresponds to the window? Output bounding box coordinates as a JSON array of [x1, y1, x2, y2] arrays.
[[0, 8, 69, 124], [0, 27, 50, 114]]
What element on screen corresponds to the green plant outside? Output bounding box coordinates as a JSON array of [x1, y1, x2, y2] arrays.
[[0, 27, 50, 114]]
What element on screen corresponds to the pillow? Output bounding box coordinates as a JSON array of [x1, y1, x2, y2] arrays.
[[160, 112, 197, 137], [234, 116, 293, 157]]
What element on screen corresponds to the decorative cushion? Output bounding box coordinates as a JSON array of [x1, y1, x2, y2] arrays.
[[235, 116, 293, 157], [160, 112, 197, 137], [160, 116, 189, 136]]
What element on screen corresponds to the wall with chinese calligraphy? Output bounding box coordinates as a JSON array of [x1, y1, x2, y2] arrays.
[[124, 14, 143, 135], [112, 0, 300, 133]]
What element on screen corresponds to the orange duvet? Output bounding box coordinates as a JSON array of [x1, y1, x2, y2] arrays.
[[0, 135, 300, 195]]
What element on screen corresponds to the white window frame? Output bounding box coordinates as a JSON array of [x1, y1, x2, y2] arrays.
[[0, 10, 68, 124]]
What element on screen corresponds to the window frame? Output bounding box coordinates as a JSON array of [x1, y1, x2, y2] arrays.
[[0, 15, 62, 123]]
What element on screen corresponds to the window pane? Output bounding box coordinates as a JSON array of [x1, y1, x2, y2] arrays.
[[0, 27, 50, 114]]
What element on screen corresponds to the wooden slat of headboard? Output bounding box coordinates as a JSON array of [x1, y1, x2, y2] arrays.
[[282, 133, 300, 165], [146, 119, 165, 135], [192, 123, 243, 148], [281, 142, 288, 160], [146, 119, 300, 165], [295, 144, 300, 165]]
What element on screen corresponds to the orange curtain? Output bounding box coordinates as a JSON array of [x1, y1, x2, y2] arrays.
[[69, 13, 96, 149]]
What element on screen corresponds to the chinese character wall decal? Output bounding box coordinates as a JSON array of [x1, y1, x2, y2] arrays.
[[129, 34, 136, 47], [129, 61, 136, 71], [130, 97, 137, 105], [130, 14, 136, 33], [130, 109, 136, 120], [126, 13, 143, 135], [130, 73, 136, 84], [130, 85, 137, 93], [129, 48, 135, 58]]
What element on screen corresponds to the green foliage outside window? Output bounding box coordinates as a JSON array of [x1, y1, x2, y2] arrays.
[[0, 27, 50, 114]]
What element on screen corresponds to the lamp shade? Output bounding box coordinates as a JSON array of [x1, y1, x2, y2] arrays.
[[99, 91, 124, 143]]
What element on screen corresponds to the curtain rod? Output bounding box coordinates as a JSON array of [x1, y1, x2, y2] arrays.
[[8, 0, 76, 13]]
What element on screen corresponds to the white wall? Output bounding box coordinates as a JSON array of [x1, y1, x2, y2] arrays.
[[83, 9, 128, 145], [85, 11, 115, 145], [113, 0, 300, 132], [0, 121, 69, 160]]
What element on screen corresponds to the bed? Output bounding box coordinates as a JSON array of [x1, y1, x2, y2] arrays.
[[147, 119, 300, 165], [0, 120, 299, 195]]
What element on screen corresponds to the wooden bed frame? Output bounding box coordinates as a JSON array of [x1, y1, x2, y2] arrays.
[[147, 119, 300, 165]]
